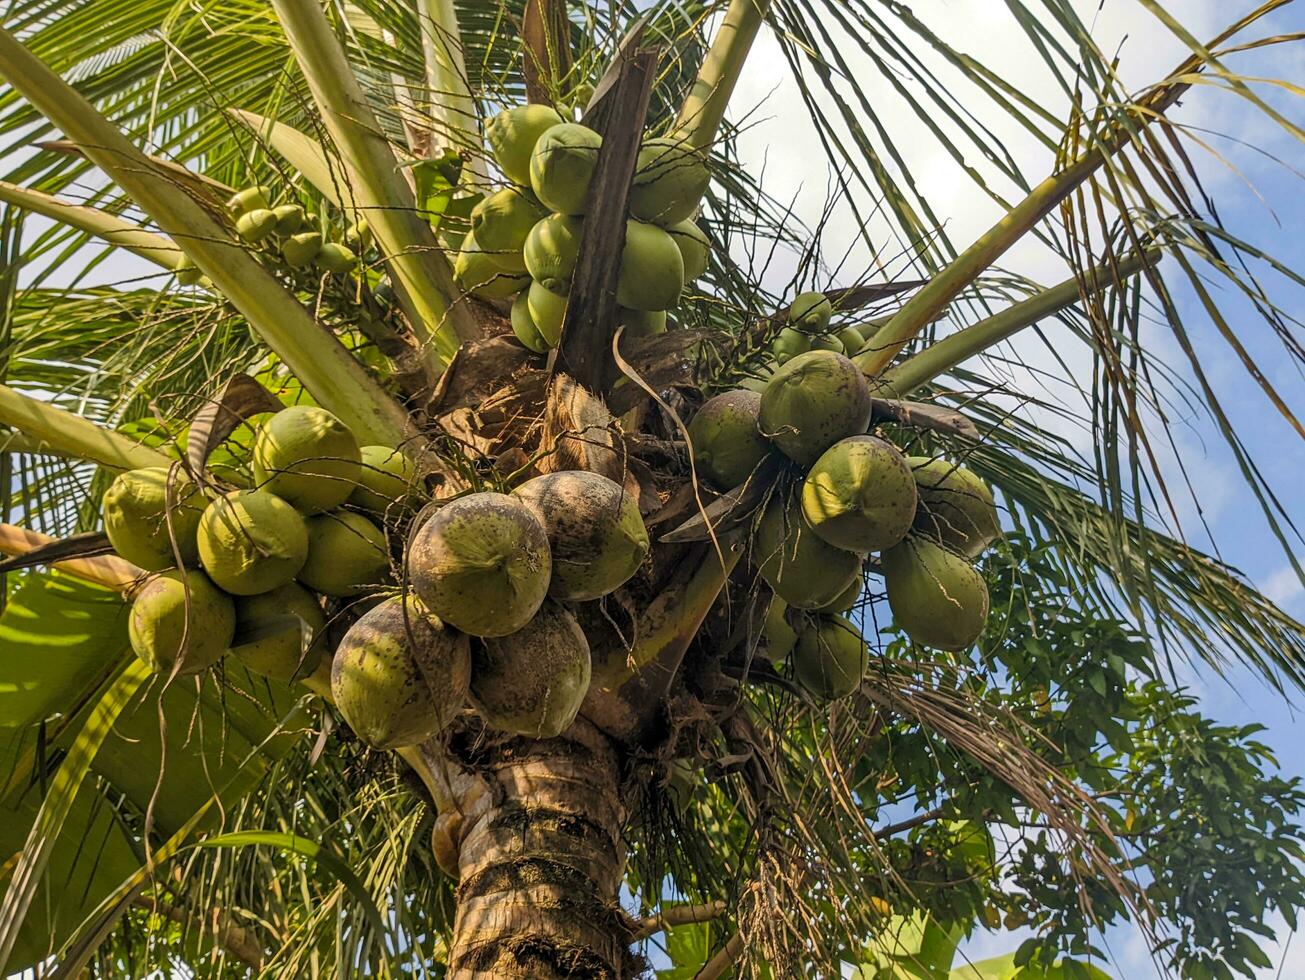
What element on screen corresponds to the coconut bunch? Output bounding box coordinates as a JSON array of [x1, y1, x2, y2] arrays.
[[687, 332, 1001, 703], [109, 405, 410, 685], [453, 104, 712, 352], [172, 184, 368, 287]]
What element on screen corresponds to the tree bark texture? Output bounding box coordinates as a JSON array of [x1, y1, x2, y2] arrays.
[[423, 716, 639, 979]]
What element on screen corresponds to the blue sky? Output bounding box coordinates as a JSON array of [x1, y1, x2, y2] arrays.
[[4, 0, 1302, 976], [727, 1, 1305, 975]]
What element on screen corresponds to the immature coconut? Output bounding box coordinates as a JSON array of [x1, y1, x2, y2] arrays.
[[174, 254, 203, 286], [527, 280, 568, 346], [667, 219, 710, 281], [816, 573, 863, 614], [688, 389, 772, 490], [514, 471, 649, 601], [299, 511, 390, 597], [102, 467, 207, 571], [762, 597, 798, 662], [529, 123, 602, 215], [129, 570, 235, 675], [759, 350, 873, 466], [197, 490, 309, 596], [792, 614, 868, 701], [281, 231, 323, 268], [628, 136, 710, 226], [838, 326, 865, 356], [753, 495, 863, 610], [618, 308, 667, 338], [801, 436, 917, 553], [272, 204, 305, 235], [789, 291, 833, 334], [812, 335, 844, 353], [229, 582, 325, 681], [226, 185, 270, 215], [882, 537, 989, 651], [469, 600, 591, 737], [523, 213, 583, 293], [236, 208, 278, 242], [617, 220, 684, 311], [331, 595, 471, 749], [350, 445, 420, 515], [454, 231, 531, 299], [771, 327, 810, 363], [470, 188, 546, 273], [908, 457, 1000, 558], [409, 492, 552, 637], [316, 242, 358, 274], [345, 219, 373, 251], [486, 104, 565, 185], [511, 290, 552, 353], [253, 406, 361, 515]]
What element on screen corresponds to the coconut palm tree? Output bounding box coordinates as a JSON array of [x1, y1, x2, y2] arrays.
[[0, 0, 1302, 977]]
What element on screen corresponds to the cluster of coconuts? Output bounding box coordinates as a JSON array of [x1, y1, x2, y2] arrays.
[[454, 103, 712, 351], [175, 185, 366, 286], [106, 411, 651, 747], [688, 334, 1000, 701], [107, 406, 414, 682], [737, 291, 873, 393]]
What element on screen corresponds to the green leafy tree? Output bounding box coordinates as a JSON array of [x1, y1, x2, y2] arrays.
[[0, 2, 1301, 978]]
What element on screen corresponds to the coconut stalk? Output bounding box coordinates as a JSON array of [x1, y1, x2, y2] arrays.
[[0, 523, 142, 591], [879, 247, 1161, 397], [0, 181, 180, 269], [674, 0, 773, 149], [522, 0, 573, 104], [0, 385, 170, 471], [271, 0, 479, 365], [0, 25, 409, 447], [416, 0, 480, 164]]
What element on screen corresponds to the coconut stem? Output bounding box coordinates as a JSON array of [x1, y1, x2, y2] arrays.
[[416, 0, 482, 167], [675, 0, 773, 151], [0, 385, 171, 472], [0, 522, 143, 592], [878, 247, 1160, 397]]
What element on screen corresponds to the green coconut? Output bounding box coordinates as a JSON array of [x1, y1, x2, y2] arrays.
[[617, 220, 684, 311], [882, 537, 990, 651], [316, 242, 358, 274], [281, 231, 323, 268], [197, 490, 310, 596], [816, 572, 863, 614], [253, 406, 361, 515], [758, 350, 873, 467], [811, 335, 844, 353], [331, 595, 471, 749], [792, 614, 867, 701], [272, 204, 305, 235], [511, 289, 552, 353], [514, 471, 649, 601], [618, 307, 667, 338], [469, 599, 591, 737], [486, 105, 565, 185], [409, 492, 552, 637], [771, 327, 810, 363], [102, 467, 207, 571], [230, 582, 325, 681], [688, 389, 772, 490], [628, 136, 710, 226], [762, 596, 798, 662], [753, 494, 863, 610], [529, 123, 603, 215], [351, 445, 420, 515], [523, 213, 583, 293], [789, 291, 833, 334], [345, 219, 373, 251], [226, 185, 270, 215], [801, 436, 917, 553], [838, 327, 865, 356], [667, 219, 710, 281], [908, 457, 1001, 558], [236, 208, 279, 243], [527, 280, 568, 345], [299, 511, 390, 597], [129, 570, 235, 675], [470, 188, 545, 273], [454, 231, 531, 299], [174, 254, 203, 286]]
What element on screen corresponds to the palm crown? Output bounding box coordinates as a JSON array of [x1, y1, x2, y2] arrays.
[[0, 1, 1302, 978]]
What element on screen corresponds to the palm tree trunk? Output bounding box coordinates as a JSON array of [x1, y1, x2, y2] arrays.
[[424, 717, 637, 979]]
